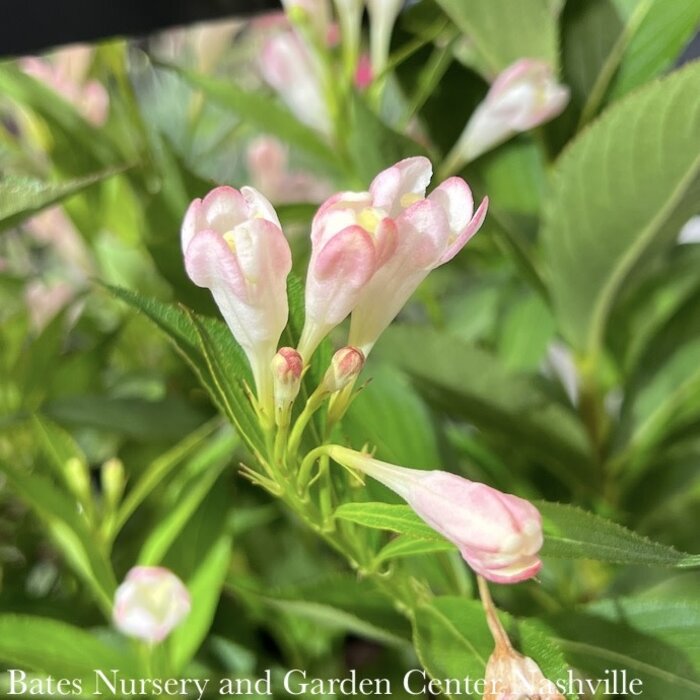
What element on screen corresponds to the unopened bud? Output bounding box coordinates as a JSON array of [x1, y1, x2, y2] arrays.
[[483, 645, 565, 699], [322, 346, 365, 393], [65, 457, 91, 503], [272, 347, 303, 417], [101, 458, 125, 509]]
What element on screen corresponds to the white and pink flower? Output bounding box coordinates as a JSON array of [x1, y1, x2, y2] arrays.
[[328, 446, 543, 584], [113, 566, 191, 643], [446, 59, 569, 170], [181, 186, 292, 409], [299, 156, 487, 358]]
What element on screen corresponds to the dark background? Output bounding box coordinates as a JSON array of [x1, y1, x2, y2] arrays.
[[0, 0, 279, 57], [0, 1, 697, 63]]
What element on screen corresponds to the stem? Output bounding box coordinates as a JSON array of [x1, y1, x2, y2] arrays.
[[477, 576, 513, 651], [287, 388, 329, 460]]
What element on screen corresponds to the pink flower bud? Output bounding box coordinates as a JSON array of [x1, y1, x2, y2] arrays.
[[113, 567, 191, 643], [272, 346, 304, 413], [327, 447, 542, 584], [483, 646, 565, 699], [181, 186, 292, 403], [260, 30, 331, 136], [322, 347, 365, 393], [449, 59, 569, 166]]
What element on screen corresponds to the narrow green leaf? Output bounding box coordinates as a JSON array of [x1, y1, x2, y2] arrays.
[[0, 169, 124, 231], [375, 534, 455, 563], [106, 285, 264, 457], [541, 62, 700, 354], [334, 502, 445, 542], [138, 431, 237, 566], [539, 501, 700, 568], [0, 615, 136, 677], [170, 530, 233, 673], [0, 462, 116, 614]]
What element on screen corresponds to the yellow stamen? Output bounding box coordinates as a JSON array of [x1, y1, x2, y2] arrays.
[[400, 192, 422, 209]]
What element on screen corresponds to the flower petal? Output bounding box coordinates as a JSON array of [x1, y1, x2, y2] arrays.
[[369, 156, 433, 216]]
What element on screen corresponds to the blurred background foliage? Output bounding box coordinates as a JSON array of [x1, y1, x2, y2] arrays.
[[1, 1, 700, 698]]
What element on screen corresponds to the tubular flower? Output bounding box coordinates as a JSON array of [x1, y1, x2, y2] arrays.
[[181, 186, 292, 407], [446, 59, 569, 170], [298, 189, 398, 359], [113, 567, 191, 643], [327, 446, 543, 584], [348, 156, 488, 355], [260, 29, 332, 137]]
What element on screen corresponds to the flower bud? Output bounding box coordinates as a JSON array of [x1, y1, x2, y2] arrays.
[[113, 566, 191, 643], [64, 457, 91, 504], [446, 59, 569, 170], [321, 347, 365, 393], [483, 645, 565, 699], [101, 458, 125, 510], [272, 347, 304, 417], [326, 447, 542, 584]]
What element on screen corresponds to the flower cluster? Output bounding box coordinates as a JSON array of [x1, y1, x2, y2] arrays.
[[177, 155, 545, 587]]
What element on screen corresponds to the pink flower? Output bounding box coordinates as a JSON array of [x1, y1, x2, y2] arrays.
[[446, 59, 569, 170], [348, 156, 488, 354], [299, 157, 486, 358], [181, 186, 292, 408], [327, 446, 543, 584], [260, 30, 331, 136], [246, 136, 333, 204], [113, 567, 191, 643]]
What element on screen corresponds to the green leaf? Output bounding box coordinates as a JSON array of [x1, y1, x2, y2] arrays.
[[539, 501, 700, 568], [541, 62, 700, 355], [165, 64, 338, 170], [170, 529, 233, 673], [106, 285, 264, 457], [113, 419, 220, 536], [585, 598, 700, 669], [375, 326, 593, 489], [543, 606, 700, 699], [0, 461, 116, 614], [375, 534, 455, 563], [138, 430, 237, 566], [334, 502, 446, 542], [615, 288, 700, 470], [435, 0, 560, 75], [413, 597, 570, 700], [44, 395, 207, 441], [230, 575, 411, 649], [0, 615, 136, 677], [608, 0, 700, 100], [0, 169, 123, 231]]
